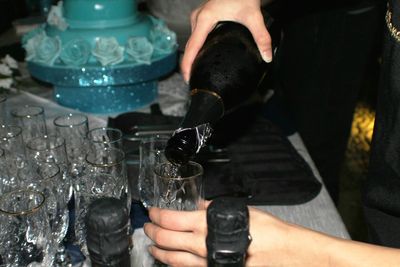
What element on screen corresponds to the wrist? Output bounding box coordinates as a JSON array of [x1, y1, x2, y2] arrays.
[[285, 223, 333, 267]]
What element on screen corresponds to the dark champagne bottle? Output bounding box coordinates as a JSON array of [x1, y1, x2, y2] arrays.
[[206, 197, 251, 267], [165, 18, 275, 165], [85, 197, 131, 267]]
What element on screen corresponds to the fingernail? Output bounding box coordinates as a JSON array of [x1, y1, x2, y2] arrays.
[[261, 51, 272, 63], [183, 75, 189, 85]]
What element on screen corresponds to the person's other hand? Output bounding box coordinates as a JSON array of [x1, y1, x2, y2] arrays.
[[143, 205, 294, 267], [180, 0, 272, 83]]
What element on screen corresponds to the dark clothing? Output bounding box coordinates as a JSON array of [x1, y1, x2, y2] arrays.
[[273, 1, 384, 202], [363, 0, 400, 247]]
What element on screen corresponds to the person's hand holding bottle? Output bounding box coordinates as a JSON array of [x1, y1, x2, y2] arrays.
[[180, 0, 273, 83]]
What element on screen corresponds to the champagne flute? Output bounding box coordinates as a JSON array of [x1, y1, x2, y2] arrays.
[[138, 135, 169, 208], [75, 147, 128, 254], [10, 105, 47, 144]]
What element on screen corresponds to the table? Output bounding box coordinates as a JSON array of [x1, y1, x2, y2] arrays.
[[6, 71, 349, 266]]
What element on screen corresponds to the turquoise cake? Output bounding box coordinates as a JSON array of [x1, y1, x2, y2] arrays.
[[22, 0, 178, 114]]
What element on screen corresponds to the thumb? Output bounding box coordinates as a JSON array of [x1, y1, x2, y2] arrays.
[[244, 12, 273, 63]]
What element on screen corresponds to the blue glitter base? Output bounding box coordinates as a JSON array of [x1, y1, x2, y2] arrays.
[[28, 51, 177, 114], [54, 82, 158, 114]]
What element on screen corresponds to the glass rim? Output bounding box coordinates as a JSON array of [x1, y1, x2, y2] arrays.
[[53, 113, 89, 128], [10, 105, 44, 118], [154, 161, 203, 181], [140, 135, 171, 143], [26, 135, 66, 151], [0, 189, 46, 216], [85, 147, 125, 167], [36, 162, 61, 183], [0, 124, 23, 139], [87, 127, 123, 144], [140, 135, 170, 152]]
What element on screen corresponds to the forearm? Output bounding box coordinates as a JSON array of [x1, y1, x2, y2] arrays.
[[287, 223, 400, 267]]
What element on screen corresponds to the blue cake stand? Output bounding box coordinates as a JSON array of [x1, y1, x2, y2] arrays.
[[28, 51, 177, 114], [24, 0, 179, 114]]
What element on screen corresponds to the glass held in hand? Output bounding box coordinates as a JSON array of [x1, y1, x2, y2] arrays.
[[154, 161, 204, 211]]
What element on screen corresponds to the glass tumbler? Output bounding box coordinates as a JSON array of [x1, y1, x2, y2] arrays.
[[154, 161, 204, 211]]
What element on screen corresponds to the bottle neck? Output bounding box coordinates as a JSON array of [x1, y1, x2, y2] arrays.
[[180, 88, 225, 128]]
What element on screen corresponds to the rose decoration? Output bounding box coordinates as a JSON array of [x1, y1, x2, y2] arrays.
[[60, 39, 91, 66], [125, 37, 154, 65], [149, 22, 177, 56], [92, 37, 124, 66], [23, 28, 46, 61], [21, 26, 45, 46], [33, 36, 62, 65]]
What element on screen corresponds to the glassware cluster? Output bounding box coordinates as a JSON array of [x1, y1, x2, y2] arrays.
[[0, 95, 129, 266], [0, 94, 204, 266]]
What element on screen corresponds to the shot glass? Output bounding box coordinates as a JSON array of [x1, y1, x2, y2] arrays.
[[154, 161, 204, 211]]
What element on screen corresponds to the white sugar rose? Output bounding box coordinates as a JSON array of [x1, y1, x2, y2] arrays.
[[23, 30, 46, 61], [126, 37, 154, 65], [92, 37, 124, 66], [34, 36, 62, 65]]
